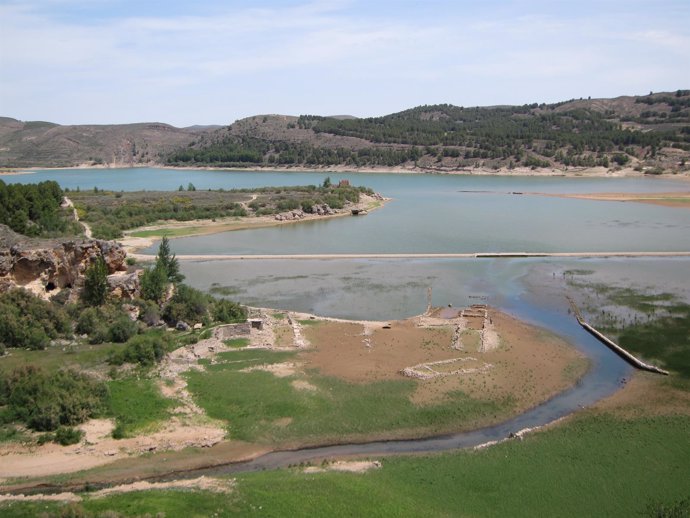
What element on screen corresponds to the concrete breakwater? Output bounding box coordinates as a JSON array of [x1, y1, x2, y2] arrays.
[[138, 251, 690, 261], [577, 318, 669, 375]]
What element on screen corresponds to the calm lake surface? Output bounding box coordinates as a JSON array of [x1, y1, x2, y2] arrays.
[[7, 167, 689, 254]]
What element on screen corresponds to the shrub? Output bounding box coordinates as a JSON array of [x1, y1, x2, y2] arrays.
[[54, 426, 83, 445], [162, 284, 209, 326], [75, 307, 101, 335], [140, 263, 168, 302], [108, 333, 170, 366], [212, 298, 247, 323], [108, 315, 138, 343], [82, 257, 108, 306], [0, 289, 71, 350], [613, 154, 630, 166], [2, 366, 108, 432], [134, 298, 161, 326]]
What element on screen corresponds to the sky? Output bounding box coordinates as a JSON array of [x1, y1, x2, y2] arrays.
[[1, 0, 689, 127]]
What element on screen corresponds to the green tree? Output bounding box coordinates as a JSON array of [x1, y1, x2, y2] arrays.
[[156, 236, 184, 283], [82, 257, 108, 306], [140, 263, 168, 302]]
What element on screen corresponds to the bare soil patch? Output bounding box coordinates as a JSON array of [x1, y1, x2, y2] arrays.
[[300, 309, 586, 412], [592, 372, 690, 418]]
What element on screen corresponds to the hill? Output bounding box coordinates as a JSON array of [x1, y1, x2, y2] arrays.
[[0, 118, 217, 168], [2, 91, 689, 174], [167, 91, 690, 174]]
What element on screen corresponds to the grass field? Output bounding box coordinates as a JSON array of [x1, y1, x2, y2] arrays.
[[617, 305, 690, 379], [185, 349, 507, 444], [107, 378, 173, 437], [3, 414, 688, 517], [128, 227, 204, 238]]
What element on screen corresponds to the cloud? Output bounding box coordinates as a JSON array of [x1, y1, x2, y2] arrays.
[[1, 0, 689, 125]]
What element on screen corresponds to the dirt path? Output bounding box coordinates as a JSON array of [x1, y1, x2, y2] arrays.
[[62, 196, 92, 238]]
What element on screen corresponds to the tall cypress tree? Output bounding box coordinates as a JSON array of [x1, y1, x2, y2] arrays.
[[156, 236, 184, 283]]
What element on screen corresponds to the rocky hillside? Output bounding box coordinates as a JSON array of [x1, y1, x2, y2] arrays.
[[0, 118, 218, 168], [0, 224, 130, 300]]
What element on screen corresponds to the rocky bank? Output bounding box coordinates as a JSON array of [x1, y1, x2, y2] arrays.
[[0, 224, 129, 299]]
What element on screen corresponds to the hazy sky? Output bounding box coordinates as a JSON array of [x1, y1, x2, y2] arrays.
[[1, 0, 689, 126]]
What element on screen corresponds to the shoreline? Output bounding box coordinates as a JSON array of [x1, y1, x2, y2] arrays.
[[129, 251, 690, 261], [536, 190, 690, 209], [119, 193, 389, 254], [5, 163, 689, 180]]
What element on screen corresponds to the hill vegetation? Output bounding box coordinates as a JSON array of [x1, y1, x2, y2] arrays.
[[0, 180, 80, 237], [2, 91, 689, 173], [166, 91, 690, 173], [69, 182, 373, 239], [0, 236, 247, 443]]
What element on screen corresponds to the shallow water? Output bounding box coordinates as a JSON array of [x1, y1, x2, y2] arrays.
[[180, 256, 643, 473]]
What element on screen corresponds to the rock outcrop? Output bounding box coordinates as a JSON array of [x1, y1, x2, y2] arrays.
[[0, 224, 128, 298]]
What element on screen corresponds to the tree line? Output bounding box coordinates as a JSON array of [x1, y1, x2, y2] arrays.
[[0, 180, 79, 236]]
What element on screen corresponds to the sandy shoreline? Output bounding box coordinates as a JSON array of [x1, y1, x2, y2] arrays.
[[119, 193, 389, 254], [538, 191, 690, 208], [5, 162, 688, 179]]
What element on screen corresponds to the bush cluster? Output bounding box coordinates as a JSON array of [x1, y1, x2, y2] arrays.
[[74, 305, 138, 344], [0, 289, 72, 350], [108, 332, 172, 366], [0, 366, 108, 431]]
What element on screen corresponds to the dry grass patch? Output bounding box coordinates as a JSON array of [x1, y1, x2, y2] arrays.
[[302, 321, 453, 383]]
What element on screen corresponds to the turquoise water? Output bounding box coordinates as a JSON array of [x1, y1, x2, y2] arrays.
[[123, 172, 690, 255], [4, 167, 689, 194], [4, 167, 689, 254]]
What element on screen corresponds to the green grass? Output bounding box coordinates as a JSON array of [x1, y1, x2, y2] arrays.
[[5, 414, 689, 517], [618, 305, 690, 378], [297, 319, 321, 326], [128, 227, 202, 238], [107, 378, 172, 437], [0, 425, 28, 443], [185, 350, 506, 443], [0, 342, 127, 375], [209, 284, 241, 296], [227, 414, 690, 518], [0, 491, 234, 518], [223, 338, 250, 348]]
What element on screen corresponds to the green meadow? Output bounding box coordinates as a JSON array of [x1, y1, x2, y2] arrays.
[[3, 414, 688, 517]]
